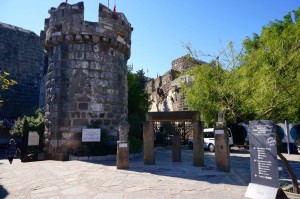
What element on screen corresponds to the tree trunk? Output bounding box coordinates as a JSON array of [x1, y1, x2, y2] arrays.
[[277, 150, 299, 194], [276, 126, 299, 194]]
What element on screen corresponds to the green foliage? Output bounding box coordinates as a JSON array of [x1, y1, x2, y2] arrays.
[[128, 69, 151, 138], [129, 136, 143, 153], [0, 70, 17, 104], [241, 8, 300, 122], [183, 7, 300, 125], [183, 42, 244, 126], [10, 109, 45, 137]]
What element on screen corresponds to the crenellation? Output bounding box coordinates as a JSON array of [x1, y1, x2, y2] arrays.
[[41, 2, 132, 60]]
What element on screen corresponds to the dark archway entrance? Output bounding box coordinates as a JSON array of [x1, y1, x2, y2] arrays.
[[143, 111, 204, 167]]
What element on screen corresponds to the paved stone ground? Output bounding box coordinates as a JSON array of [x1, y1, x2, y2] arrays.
[[0, 147, 299, 199]]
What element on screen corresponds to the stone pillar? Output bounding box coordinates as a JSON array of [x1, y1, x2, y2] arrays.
[[172, 132, 181, 162], [214, 112, 230, 172], [193, 121, 204, 167], [117, 141, 129, 169], [117, 121, 130, 169], [143, 121, 155, 165]]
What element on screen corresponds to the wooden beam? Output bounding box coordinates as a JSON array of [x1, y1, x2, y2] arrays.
[[146, 111, 200, 122]]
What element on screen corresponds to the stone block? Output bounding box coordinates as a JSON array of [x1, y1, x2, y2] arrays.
[[69, 155, 79, 161], [90, 103, 103, 112], [71, 112, 81, 118], [68, 52, 75, 59], [75, 60, 88, 68], [92, 36, 100, 43], [58, 119, 71, 126], [75, 34, 82, 42], [75, 52, 84, 60], [93, 45, 99, 52], [90, 62, 102, 70], [73, 119, 88, 126], [104, 120, 111, 125], [78, 156, 89, 161], [106, 155, 116, 161], [78, 103, 89, 110], [69, 132, 82, 140], [88, 112, 99, 118], [89, 156, 107, 161]]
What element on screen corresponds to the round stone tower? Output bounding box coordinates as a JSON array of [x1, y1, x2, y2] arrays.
[[40, 1, 132, 160]]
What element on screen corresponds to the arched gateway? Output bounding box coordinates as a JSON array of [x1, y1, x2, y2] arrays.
[[143, 111, 204, 167]]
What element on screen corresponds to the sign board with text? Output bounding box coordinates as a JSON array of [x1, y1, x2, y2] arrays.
[[28, 131, 40, 146], [82, 129, 101, 142], [248, 120, 278, 188]]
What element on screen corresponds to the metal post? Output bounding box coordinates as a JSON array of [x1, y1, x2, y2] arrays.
[[285, 120, 290, 154]]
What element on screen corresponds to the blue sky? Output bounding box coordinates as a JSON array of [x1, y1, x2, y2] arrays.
[[1, 0, 300, 78]]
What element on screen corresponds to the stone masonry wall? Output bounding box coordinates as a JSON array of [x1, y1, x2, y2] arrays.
[[147, 55, 204, 112], [0, 22, 45, 119], [41, 2, 132, 160]]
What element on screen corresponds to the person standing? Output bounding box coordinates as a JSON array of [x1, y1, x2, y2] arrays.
[[6, 139, 18, 164]]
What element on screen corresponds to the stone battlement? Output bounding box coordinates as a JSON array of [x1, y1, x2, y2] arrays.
[[171, 54, 206, 74], [41, 2, 132, 59]]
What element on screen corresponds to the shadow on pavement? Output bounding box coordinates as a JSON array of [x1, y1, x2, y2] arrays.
[[86, 147, 299, 188], [88, 147, 252, 187], [0, 185, 8, 199]]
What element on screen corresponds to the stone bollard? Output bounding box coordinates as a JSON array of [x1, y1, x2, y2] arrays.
[[143, 121, 155, 165], [117, 121, 130, 169], [214, 112, 230, 172], [172, 132, 181, 162]]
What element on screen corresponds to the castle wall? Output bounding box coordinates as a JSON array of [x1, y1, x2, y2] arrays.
[[148, 55, 203, 113], [41, 2, 132, 160], [172, 54, 206, 74], [0, 22, 45, 120]]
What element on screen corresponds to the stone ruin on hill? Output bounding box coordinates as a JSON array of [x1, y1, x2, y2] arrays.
[[146, 55, 206, 113]]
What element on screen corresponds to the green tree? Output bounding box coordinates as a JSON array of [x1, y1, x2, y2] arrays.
[[127, 68, 151, 139], [183, 42, 244, 127], [0, 70, 17, 104], [10, 109, 45, 137], [240, 10, 300, 122], [182, 9, 300, 193], [183, 8, 300, 125]]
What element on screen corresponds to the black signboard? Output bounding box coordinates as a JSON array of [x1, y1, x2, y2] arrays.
[[249, 120, 279, 188]]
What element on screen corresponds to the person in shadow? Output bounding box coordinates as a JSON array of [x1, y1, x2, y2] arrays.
[[6, 139, 19, 164]]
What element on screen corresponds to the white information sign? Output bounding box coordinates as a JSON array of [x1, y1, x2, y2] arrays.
[[28, 131, 40, 146], [119, 143, 128, 148], [82, 129, 101, 142], [215, 129, 224, 135]]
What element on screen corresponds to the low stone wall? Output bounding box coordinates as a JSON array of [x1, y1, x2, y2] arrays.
[[69, 153, 141, 161]]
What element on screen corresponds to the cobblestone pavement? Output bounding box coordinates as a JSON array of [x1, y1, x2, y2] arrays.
[[0, 147, 299, 199]]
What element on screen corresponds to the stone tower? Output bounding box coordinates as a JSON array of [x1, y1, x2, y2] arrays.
[[40, 2, 132, 160]]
